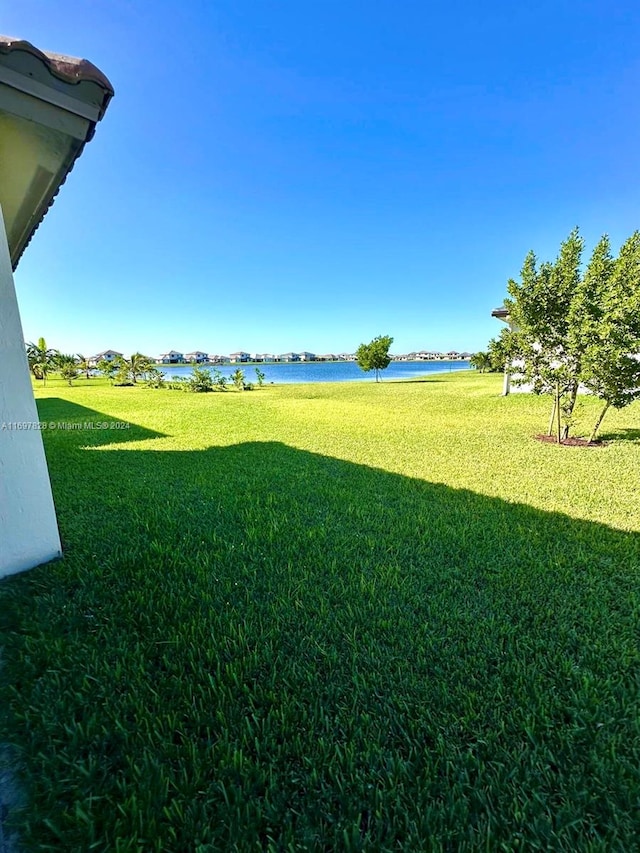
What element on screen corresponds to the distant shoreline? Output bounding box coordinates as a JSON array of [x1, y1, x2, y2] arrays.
[[154, 358, 471, 367]]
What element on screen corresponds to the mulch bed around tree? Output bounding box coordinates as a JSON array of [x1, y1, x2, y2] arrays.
[[535, 434, 604, 447]]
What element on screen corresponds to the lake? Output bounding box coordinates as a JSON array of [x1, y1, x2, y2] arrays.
[[157, 360, 471, 384]]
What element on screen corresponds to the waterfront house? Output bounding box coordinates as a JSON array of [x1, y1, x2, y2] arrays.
[[279, 352, 300, 362], [159, 350, 184, 364], [89, 349, 122, 366], [229, 351, 250, 363], [184, 351, 208, 363], [298, 351, 316, 361], [316, 354, 336, 361]]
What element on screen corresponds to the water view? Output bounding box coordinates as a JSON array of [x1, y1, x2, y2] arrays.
[[159, 359, 470, 384]]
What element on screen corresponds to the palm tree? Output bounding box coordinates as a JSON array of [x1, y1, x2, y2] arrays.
[[26, 337, 58, 385], [97, 358, 118, 384], [55, 353, 79, 386], [76, 354, 93, 379], [114, 353, 152, 385], [469, 351, 492, 373], [129, 352, 152, 383]]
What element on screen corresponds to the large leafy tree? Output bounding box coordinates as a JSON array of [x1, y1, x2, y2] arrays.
[[26, 337, 58, 385], [504, 229, 584, 440], [356, 335, 394, 382], [487, 328, 520, 374], [579, 232, 640, 440], [497, 228, 640, 441]]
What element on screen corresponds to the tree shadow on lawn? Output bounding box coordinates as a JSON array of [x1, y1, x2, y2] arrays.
[[2, 400, 640, 849], [598, 426, 640, 443]]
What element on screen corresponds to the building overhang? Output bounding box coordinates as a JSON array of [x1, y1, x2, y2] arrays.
[[491, 306, 509, 322], [0, 35, 114, 269]]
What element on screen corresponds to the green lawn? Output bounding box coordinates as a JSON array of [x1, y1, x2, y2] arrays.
[[2, 372, 640, 850]]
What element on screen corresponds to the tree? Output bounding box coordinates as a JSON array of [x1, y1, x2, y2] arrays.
[[469, 351, 492, 373], [113, 353, 152, 386], [76, 354, 93, 379], [26, 337, 58, 385], [97, 358, 118, 384], [497, 228, 640, 442], [55, 353, 80, 386], [355, 335, 394, 382], [579, 232, 640, 440], [487, 329, 520, 374], [230, 368, 245, 391], [504, 229, 584, 440]]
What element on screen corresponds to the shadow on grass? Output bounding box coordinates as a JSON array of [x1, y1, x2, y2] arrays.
[[35, 398, 166, 447], [1, 402, 640, 850], [599, 426, 640, 443]]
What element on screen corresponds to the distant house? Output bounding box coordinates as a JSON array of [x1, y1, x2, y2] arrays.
[[337, 353, 356, 361], [315, 354, 336, 361], [298, 351, 316, 361], [208, 354, 225, 363], [229, 351, 250, 363], [279, 352, 300, 362], [184, 351, 208, 363], [158, 350, 184, 364], [89, 349, 122, 366]]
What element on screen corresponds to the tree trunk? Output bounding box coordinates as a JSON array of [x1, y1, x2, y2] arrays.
[[556, 383, 562, 444], [547, 398, 557, 436], [561, 382, 578, 441], [589, 401, 610, 443]]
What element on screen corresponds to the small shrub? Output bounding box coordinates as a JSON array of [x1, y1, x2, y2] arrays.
[[145, 368, 166, 389], [231, 369, 245, 391]]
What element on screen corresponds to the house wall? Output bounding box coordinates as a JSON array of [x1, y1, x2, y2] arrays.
[[0, 207, 61, 577]]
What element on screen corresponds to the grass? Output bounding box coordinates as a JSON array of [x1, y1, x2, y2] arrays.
[[1, 372, 640, 851]]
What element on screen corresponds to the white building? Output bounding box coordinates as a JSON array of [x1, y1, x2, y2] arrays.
[[158, 350, 184, 364], [0, 36, 113, 578]]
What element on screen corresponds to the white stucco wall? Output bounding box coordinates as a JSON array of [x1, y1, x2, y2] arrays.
[[0, 206, 61, 578]]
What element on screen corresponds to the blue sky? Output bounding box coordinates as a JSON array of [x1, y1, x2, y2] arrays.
[[6, 1, 640, 356]]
